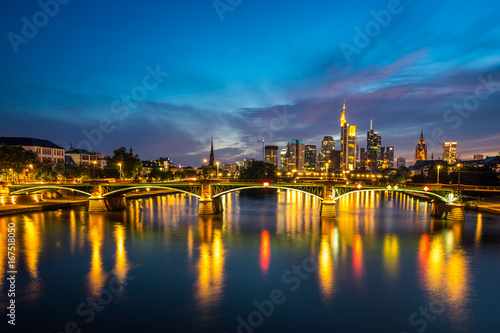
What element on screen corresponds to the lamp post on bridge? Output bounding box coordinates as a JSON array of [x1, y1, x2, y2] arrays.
[[118, 163, 122, 180], [437, 165, 441, 184], [216, 161, 220, 179], [457, 163, 461, 193], [92, 160, 97, 181]]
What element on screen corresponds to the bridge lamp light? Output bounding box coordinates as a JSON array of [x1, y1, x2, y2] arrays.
[[387, 185, 392, 190], [394, 185, 399, 190], [356, 184, 362, 190], [263, 182, 270, 187], [423, 186, 429, 192]]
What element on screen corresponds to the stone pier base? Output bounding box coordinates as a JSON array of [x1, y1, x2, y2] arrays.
[[199, 198, 223, 215], [431, 200, 465, 222], [320, 201, 336, 218], [89, 196, 126, 212]]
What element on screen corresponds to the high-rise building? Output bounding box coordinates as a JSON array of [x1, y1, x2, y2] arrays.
[[264, 145, 279, 167], [443, 141, 458, 164], [359, 148, 367, 169], [330, 150, 341, 171], [397, 157, 406, 168], [305, 145, 317, 171], [280, 148, 287, 170], [285, 139, 305, 171], [474, 154, 484, 160], [367, 120, 382, 170], [414, 130, 428, 164], [340, 101, 357, 171], [383, 146, 394, 168], [244, 158, 255, 169], [321, 136, 335, 156]]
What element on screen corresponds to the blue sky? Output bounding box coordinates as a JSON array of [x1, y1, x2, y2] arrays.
[[1, 0, 500, 166]]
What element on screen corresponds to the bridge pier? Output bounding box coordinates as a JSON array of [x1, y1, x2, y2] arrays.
[[88, 185, 126, 212], [320, 201, 336, 218], [198, 197, 223, 215], [430, 199, 465, 222]]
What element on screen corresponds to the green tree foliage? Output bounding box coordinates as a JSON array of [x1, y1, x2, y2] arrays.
[[107, 147, 143, 180], [239, 161, 277, 181], [0, 144, 39, 177], [450, 164, 500, 186], [387, 166, 412, 185]]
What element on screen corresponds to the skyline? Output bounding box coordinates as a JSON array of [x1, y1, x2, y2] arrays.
[[1, 0, 500, 166]]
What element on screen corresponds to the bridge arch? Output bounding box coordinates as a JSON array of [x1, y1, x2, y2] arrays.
[[103, 185, 202, 198], [333, 188, 451, 203], [212, 185, 324, 201], [10, 186, 93, 196]]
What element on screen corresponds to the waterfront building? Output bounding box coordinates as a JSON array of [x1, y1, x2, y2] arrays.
[[0, 137, 65, 164], [66, 148, 99, 166]]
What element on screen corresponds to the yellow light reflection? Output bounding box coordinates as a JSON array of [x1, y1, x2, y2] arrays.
[[475, 214, 482, 247], [114, 223, 130, 286], [383, 234, 399, 278], [88, 214, 106, 297], [23, 215, 41, 279], [195, 217, 225, 313], [318, 235, 334, 301]]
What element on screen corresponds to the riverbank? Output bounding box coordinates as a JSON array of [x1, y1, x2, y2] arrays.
[[0, 198, 89, 216], [465, 198, 500, 216]]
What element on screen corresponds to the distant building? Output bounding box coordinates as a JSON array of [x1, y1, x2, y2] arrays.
[[244, 158, 255, 169], [285, 139, 305, 171], [304, 145, 317, 171], [414, 130, 428, 164], [0, 137, 65, 164], [443, 141, 458, 164], [66, 148, 100, 166], [397, 157, 406, 168], [474, 154, 484, 160], [367, 120, 382, 170], [384, 146, 395, 168], [359, 148, 367, 169], [264, 145, 279, 167], [142, 160, 161, 177], [280, 148, 287, 171]]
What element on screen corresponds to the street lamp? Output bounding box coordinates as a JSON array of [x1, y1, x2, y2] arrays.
[[457, 163, 461, 192], [92, 160, 97, 181], [216, 161, 220, 179], [326, 162, 329, 181], [118, 163, 122, 180], [437, 165, 441, 184], [203, 159, 207, 167]]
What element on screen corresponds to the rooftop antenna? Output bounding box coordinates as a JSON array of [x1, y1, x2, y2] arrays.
[[370, 120, 373, 130]]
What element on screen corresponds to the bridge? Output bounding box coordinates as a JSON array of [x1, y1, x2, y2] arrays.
[[1, 181, 465, 221]]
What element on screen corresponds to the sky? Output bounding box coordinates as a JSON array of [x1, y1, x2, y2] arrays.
[[1, 0, 500, 167]]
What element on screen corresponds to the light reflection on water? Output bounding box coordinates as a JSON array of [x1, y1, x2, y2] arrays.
[[0, 189, 498, 332]]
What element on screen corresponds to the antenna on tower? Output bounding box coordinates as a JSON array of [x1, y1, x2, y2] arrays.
[[257, 138, 266, 161], [370, 120, 373, 130]]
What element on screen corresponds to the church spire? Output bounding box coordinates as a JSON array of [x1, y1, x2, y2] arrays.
[[209, 137, 215, 167]]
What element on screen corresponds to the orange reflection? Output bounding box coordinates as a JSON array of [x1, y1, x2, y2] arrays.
[[352, 234, 363, 284], [23, 215, 41, 279], [260, 230, 271, 275], [475, 214, 482, 247], [88, 214, 106, 297]]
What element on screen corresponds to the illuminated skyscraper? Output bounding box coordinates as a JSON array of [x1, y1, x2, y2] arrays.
[[280, 148, 287, 171], [285, 139, 305, 171], [366, 120, 382, 170], [414, 130, 428, 164], [318, 135, 335, 170], [340, 100, 357, 171], [443, 141, 457, 164], [397, 157, 406, 168]]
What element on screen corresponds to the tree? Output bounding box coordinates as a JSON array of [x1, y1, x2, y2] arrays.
[[107, 147, 143, 180], [239, 161, 277, 181], [0, 144, 39, 181]]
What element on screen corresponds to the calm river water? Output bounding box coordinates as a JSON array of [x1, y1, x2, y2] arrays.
[[1, 190, 500, 333]]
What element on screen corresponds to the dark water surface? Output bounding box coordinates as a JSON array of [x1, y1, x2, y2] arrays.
[[1, 190, 500, 333]]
